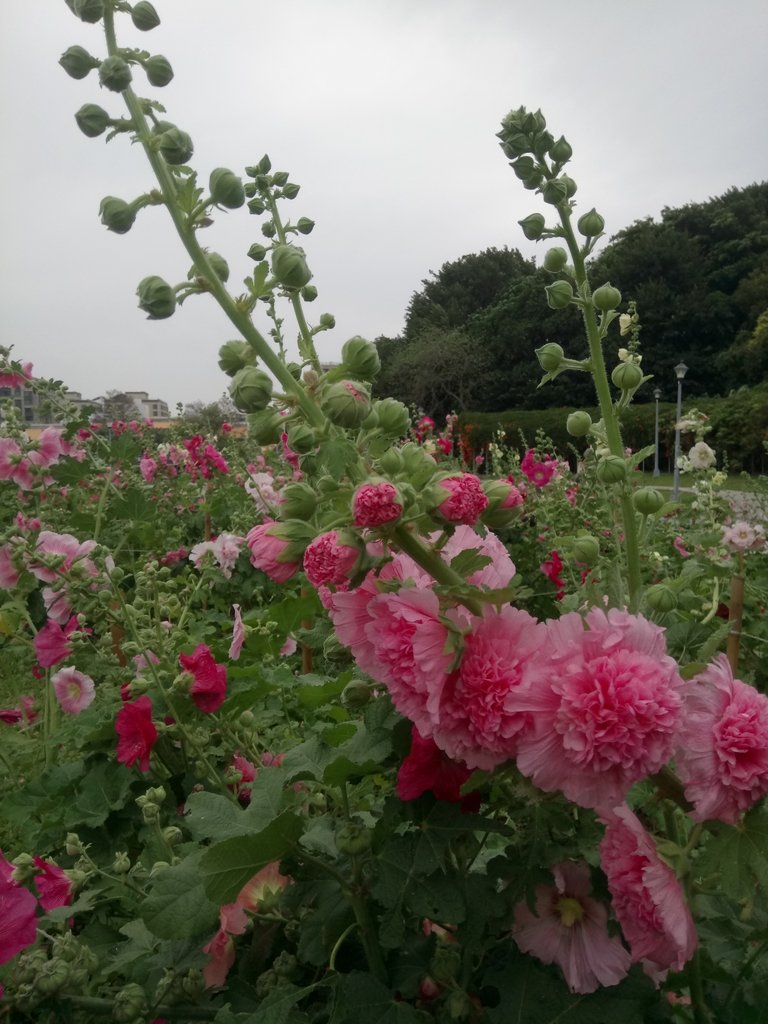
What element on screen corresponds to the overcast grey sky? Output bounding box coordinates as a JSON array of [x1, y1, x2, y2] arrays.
[[2, 1, 767, 409]]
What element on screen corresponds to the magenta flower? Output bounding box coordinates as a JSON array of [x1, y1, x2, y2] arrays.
[[520, 449, 558, 488], [179, 644, 227, 714], [397, 726, 479, 810], [115, 696, 158, 772], [33, 856, 72, 912], [229, 604, 245, 662], [34, 616, 77, 669], [353, 481, 403, 527], [303, 531, 360, 589], [246, 520, 301, 584], [600, 804, 697, 980], [52, 667, 96, 715], [512, 861, 631, 994], [513, 609, 684, 810], [675, 654, 768, 823], [0, 851, 38, 965], [0, 361, 33, 388], [434, 474, 488, 525]]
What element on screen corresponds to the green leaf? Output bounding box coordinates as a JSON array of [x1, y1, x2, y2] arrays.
[[331, 972, 431, 1023], [141, 850, 219, 939], [698, 806, 768, 899], [449, 548, 493, 578], [214, 982, 324, 1024], [66, 760, 134, 828], [296, 672, 351, 709], [185, 791, 251, 842], [112, 487, 151, 521], [200, 811, 304, 904], [317, 438, 358, 479]]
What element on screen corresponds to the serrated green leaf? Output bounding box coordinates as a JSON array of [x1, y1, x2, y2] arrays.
[[331, 972, 431, 1023], [698, 807, 768, 898], [185, 791, 250, 842], [141, 850, 219, 939], [66, 760, 134, 828], [449, 548, 493, 578]]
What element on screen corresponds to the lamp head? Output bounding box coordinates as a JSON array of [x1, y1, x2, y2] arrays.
[[674, 362, 689, 381], [653, 388, 662, 400]]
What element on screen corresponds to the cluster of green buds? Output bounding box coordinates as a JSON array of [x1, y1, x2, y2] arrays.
[[135, 784, 166, 824]]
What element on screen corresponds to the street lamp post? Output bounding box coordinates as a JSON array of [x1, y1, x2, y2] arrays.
[[672, 362, 689, 500], [653, 387, 661, 478]]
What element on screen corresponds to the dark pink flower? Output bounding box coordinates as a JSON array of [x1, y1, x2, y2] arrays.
[[521, 449, 558, 488], [179, 644, 227, 714], [675, 654, 768, 823], [33, 856, 72, 912], [0, 851, 38, 964], [600, 804, 697, 980], [353, 482, 403, 527], [246, 520, 300, 584], [512, 861, 631, 994], [303, 531, 360, 589], [397, 727, 479, 810], [115, 696, 158, 772], [34, 616, 77, 669], [540, 550, 566, 600], [434, 474, 488, 525], [0, 361, 33, 388]]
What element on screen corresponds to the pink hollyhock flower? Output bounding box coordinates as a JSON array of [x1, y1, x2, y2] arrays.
[[244, 471, 282, 515], [33, 856, 72, 912], [675, 654, 768, 823], [229, 604, 245, 661], [512, 861, 631, 994], [520, 449, 558, 488], [28, 427, 65, 470], [190, 534, 244, 579], [29, 531, 98, 583], [723, 520, 765, 552], [179, 644, 227, 714], [139, 454, 158, 483], [353, 481, 403, 527], [0, 438, 23, 482], [280, 431, 301, 470], [0, 361, 33, 388], [0, 544, 20, 589], [42, 585, 73, 625], [540, 550, 566, 600], [600, 804, 697, 980], [0, 851, 38, 964], [303, 531, 360, 589], [115, 696, 158, 772], [672, 535, 691, 558], [52, 667, 96, 715], [434, 474, 488, 526], [230, 752, 257, 804], [439, 525, 516, 590], [246, 520, 301, 584], [433, 607, 545, 770], [327, 572, 381, 667], [280, 635, 298, 656], [397, 727, 479, 810], [513, 609, 684, 810], [436, 437, 453, 456], [34, 616, 77, 669]]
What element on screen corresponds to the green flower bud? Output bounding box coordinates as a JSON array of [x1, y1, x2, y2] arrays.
[[335, 821, 373, 855], [112, 851, 131, 874], [560, 174, 577, 198], [570, 535, 600, 564], [361, 405, 379, 429], [271, 244, 312, 289], [430, 945, 462, 985], [341, 336, 381, 381], [566, 410, 592, 437], [549, 135, 573, 164], [247, 408, 284, 445], [59, 45, 98, 79], [592, 282, 622, 312], [144, 54, 174, 87], [74, 0, 105, 22], [99, 196, 136, 234], [271, 171, 289, 186], [296, 217, 315, 235], [113, 983, 148, 1023], [373, 399, 410, 438], [36, 961, 71, 997], [633, 487, 665, 515], [157, 126, 194, 165], [137, 275, 176, 319], [191, 250, 229, 283], [98, 54, 132, 92], [577, 207, 605, 237], [209, 167, 246, 209], [217, 340, 253, 376], [646, 584, 678, 613], [180, 969, 204, 1001], [596, 455, 627, 484], [261, 219, 276, 238], [301, 284, 318, 301], [65, 833, 84, 856], [229, 367, 273, 413], [285, 421, 317, 454], [280, 481, 317, 519], [511, 156, 536, 181], [611, 361, 643, 391], [542, 247, 568, 273], [162, 826, 183, 846], [319, 312, 336, 329], [518, 213, 546, 240], [341, 679, 372, 710], [282, 182, 300, 199], [542, 178, 569, 205], [378, 447, 405, 475], [247, 242, 268, 262], [131, 1, 161, 30], [544, 281, 573, 309], [75, 103, 112, 137], [247, 196, 265, 213], [535, 342, 565, 372], [320, 380, 371, 428]]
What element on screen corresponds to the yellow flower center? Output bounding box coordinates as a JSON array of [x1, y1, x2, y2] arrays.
[[557, 896, 584, 927]]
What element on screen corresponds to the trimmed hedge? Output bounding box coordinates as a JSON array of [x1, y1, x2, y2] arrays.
[[460, 382, 768, 474]]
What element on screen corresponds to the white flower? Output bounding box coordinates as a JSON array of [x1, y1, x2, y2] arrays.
[[619, 314, 632, 336], [687, 442, 716, 470]]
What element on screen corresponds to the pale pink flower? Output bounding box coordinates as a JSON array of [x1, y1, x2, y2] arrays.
[[52, 667, 96, 714], [0, 438, 23, 482], [434, 474, 488, 525], [722, 520, 765, 552], [246, 520, 300, 584], [29, 531, 98, 583], [208, 534, 244, 578], [600, 804, 697, 980], [513, 609, 684, 810], [512, 861, 631, 994], [353, 481, 403, 527], [672, 535, 691, 558], [675, 654, 768, 823], [0, 544, 20, 589], [229, 604, 246, 662], [139, 454, 157, 483], [244, 471, 282, 515], [439, 525, 516, 590], [303, 531, 360, 589], [28, 427, 65, 470], [280, 635, 298, 656], [434, 607, 545, 770], [327, 572, 381, 669], [42, 586, 73, 625]]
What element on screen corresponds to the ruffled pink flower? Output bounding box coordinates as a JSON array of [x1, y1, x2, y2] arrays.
[[246, 520, 300, 584], [433, 607, 545, 770], [722, 520, 766, 552], [353, 482, 403, 527], [179, 644, 227, 714], [434, 474, 488, 525], [115, 696, 158, 772], [244, 471, 282, 515], [327, 572, 381, 669], [229, 604, 245, 661], [52, 667, 96, 715], [439, 525, 516, 590], [42, 586, 73, 625], [303, 531, 360, 589], [397, 726, 479, 810], [33, 856, 72, 912], [0, 544, 20, 589], [34, 616, 78, 669], [513, 609, 684, 810], [139, 454, 158, 483], [0, 851, 38, 965], [520, 449, 558, 488], [190, 533, 244, 579], [599, 804, 697, 980], [512, 861, 631, 994], [675, 654, 768, 823], [672, 535, 691, 558], [29, 531, 98, 583]]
